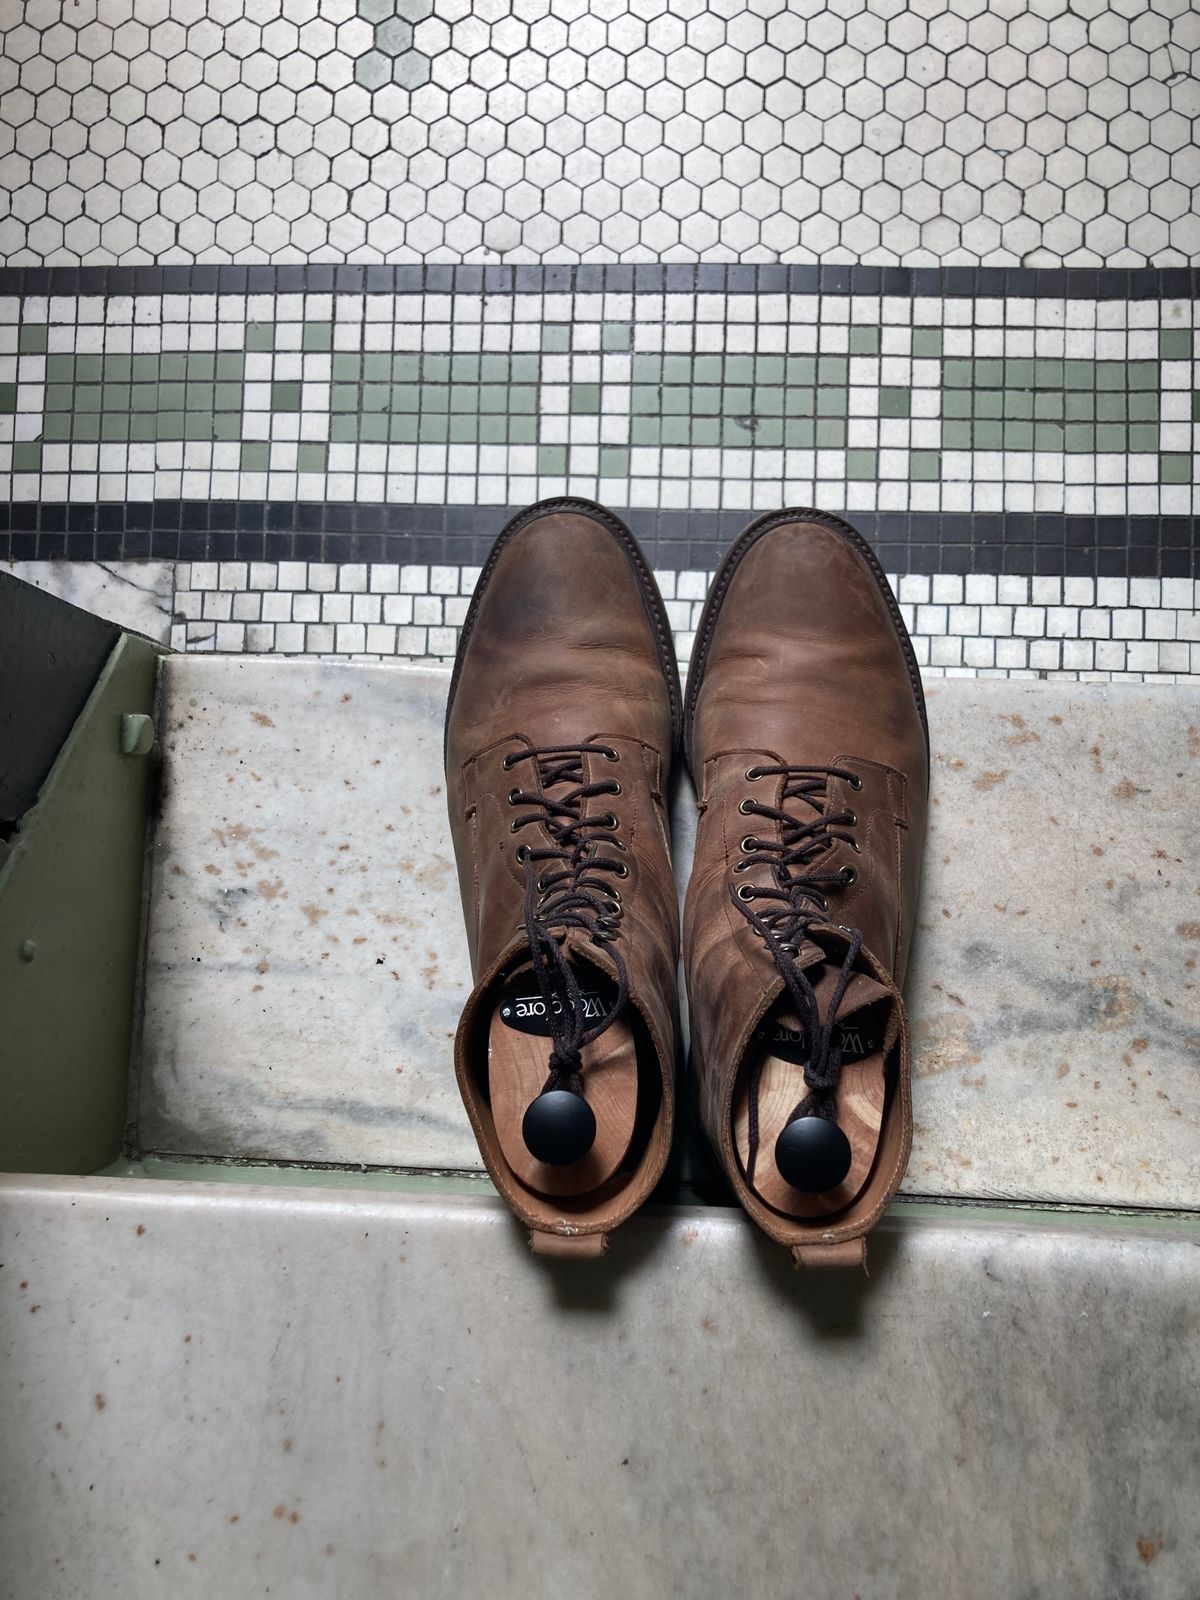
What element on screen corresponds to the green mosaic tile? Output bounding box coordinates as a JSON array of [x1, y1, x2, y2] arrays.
[[815, 419, 845, 447], [541, 325, 570, 352], [600, 445, 630, 476], [447, 416, 478, 442], [73, 414, 100, 441], [1004, 421, 1034, 449], [1161, 453, 1193, 483], [302, 322, 333, 352], [663, 356, 693, 383], [270, 380, 301, 412], [756, 387, 785, 416], [602, 322, 632, 352], [756, 356, 785, 384], [1128, 392, 1158, 421], [241, 442, 269, 470], [849, 326, 879, 355], [694, 355, 722, 383], [631, 355, 662, 382], [661, 388, 688, 416], [1128, 424, 1158, 452], [1034, 422, 1065, 449], [11, 440, 41, 470], [942, 420, 971, 449], [18, 324, 47, 353], [129, 415, 155, 441], [187, 354, 216, 380], [973, 420, 1004, 449], [245, 323, 274, 351], [909, 450, 940, 480], [723, 355, 753, 384], [846, 448, 877, 479], [784, 418, 815, 447], [0, 383, 15, 412], [1034, 392, 1064, 419], [510, 416, 537, 444], [510, 385, 538, 414], [912, 328, 942, 358], [43, 415, 70, 441], [1065, 392, 1094, 421], [538, 444, 567, 473], [297, 443, 327, 471], [1128, 362, 1159, 390], [630, 417, 659, 446], [693, 386, 721, 416], [160, 354, 187, 380], [661, 418, 689, 445], [816, 388, 849, 418], [754, 419, 784, 447], [570, 382, 600, 414], [818, 356, 848, 385], [691, 417, 721, 448], [976, 391, 1003, 419], [1005, 392, 1033, 419], [1192, 392, 1200, 422], [1160, 329, 1192, 360], [723, 417, 756, 444], [100, 414, 128, 442], [78, 387, 102, 412], [389, 416, 418, 442], [879, 387, 909, 418], [1096, 423, 1126, 451], [1065, 424, 1095, 450], [331, 415, 358, 442], [423, 355, 451, 382]]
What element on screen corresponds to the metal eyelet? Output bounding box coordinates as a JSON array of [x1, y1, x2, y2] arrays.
[[738, 798, 756, 815], [610, 838, 628, 852], [502, 752, 518, 771], [603, 898, 622, 917], [780, 943, 798, 956], [509, 819, 521, 832], [815, 894, 828, 912], [848, 774, 863, 791], [608, 782, 622, 797], [508, 787, 521, 805], [845, 809, 857, 826], [840, 865, 858, 886], [736, 883, 755, 901], [850, 839, 862, 853], [745, 767, 761, 781], [598, 813, 618, 830], [600, 746, 620, 761], [536, 875, 550, 893], [613, 862, 629, 878], [604, 885, 621, 904], [740, 836, 757, 852], [515, 844, 530, 863]]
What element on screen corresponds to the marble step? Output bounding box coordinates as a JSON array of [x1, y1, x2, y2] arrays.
[[136, 657, 1200, 1212], [2, 1174, 1198, 1600]]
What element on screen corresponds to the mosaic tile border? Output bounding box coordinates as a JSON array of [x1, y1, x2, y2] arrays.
[[1, 286, 1197, 553], [168, 559, 1200, 685], [1, 266, 1198, 301]]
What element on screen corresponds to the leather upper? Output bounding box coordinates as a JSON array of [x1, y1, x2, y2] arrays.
[[684, 512, 928, 1253], [445, 503, 680, 1240]]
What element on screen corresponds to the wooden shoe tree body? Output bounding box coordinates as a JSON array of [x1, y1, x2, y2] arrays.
[[488, 964, 638, 1199], [733, 969, 895, 1218]]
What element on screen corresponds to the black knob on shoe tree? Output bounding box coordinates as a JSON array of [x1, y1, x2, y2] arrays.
[[522, 1089, 597, 1166], [775, 1116, 852, 1193]]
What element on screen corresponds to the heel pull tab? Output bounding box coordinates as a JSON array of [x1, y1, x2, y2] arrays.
[[791, 1238, 867, 1271], [530, 1229, 609, 1260]]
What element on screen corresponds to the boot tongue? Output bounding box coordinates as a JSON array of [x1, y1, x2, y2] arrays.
[[761, 946, 898, 1064]]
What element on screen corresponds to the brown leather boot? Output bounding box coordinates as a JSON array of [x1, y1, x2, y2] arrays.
[[683, 509, 928, 1268], [445, 499, 681, 1257]]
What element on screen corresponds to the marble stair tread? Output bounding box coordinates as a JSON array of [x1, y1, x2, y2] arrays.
[[136, 658, 1200, 1210], [3, 1175, 1198, 1600]]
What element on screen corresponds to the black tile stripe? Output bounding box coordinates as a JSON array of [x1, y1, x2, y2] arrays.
[[0, 264, 1196, 300], [2, 502, 1195, 579]]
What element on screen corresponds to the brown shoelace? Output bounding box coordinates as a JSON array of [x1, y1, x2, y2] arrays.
[[505, 743, 630, 1091], [730, 764, 864, 1181]]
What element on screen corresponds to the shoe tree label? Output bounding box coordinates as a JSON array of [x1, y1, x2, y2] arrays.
[[753, 1019, 878, 1065], [500, 991, 605, 1036]]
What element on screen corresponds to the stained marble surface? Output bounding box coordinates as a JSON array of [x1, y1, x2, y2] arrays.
[[1, 559, 174, 643], [138, 657, 475, 1169], [2, 1175, 1198, 1600], [138, 660, 1200, 1210]]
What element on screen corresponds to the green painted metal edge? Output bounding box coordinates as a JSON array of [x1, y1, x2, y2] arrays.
[[0, 633, 162, 1174]]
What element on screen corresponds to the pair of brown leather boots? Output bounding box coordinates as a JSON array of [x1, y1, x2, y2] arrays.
[[445, 499, 928, 1268]]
